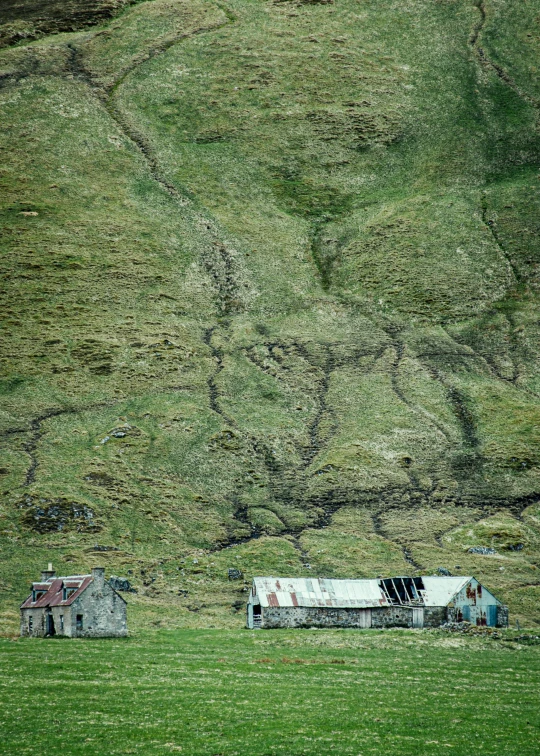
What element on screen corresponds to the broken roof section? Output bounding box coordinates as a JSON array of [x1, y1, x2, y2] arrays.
[[253, 576, 491, 609]]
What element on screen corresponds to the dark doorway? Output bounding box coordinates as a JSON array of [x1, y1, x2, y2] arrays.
[[46, 614, 55, 636], [253, 604, 262, 628]]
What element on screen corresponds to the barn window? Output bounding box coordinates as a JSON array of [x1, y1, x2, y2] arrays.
[[76, 614, 83, 630]]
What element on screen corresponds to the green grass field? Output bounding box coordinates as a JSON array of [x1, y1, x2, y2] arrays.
[[1, 628, 539, 756]]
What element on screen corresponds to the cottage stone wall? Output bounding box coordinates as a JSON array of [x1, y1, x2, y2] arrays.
[[53, 605, 70, 636], [70, 573, 127, 637], [20, 605, 72, 637], [20, 609, 46, 637], [20, 569, 127, 638]]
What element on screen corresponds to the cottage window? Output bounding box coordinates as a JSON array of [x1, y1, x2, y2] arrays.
[[59, 615, 64, 631], [28, 616, 33, 632], [63, 587, 77, 601], [76, 614, 83, 630], [32, 590, 46, 602]]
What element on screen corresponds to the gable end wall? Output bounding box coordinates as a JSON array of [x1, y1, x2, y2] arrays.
[[71, 581, 127, 637]]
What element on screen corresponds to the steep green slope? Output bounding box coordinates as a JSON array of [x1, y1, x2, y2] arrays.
[[1, 0, 540, 631]]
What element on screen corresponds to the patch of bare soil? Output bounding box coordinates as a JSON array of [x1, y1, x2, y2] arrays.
[[0, 0, 138, 47]]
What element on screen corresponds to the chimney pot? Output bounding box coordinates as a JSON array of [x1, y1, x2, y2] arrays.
[[41, 564, 56, 581]]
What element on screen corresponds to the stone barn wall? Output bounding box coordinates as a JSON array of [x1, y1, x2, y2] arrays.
[[496, 605, 509, 628], [261, 605, 451, 629], [424, 607, 447, 627], [261, 606, 373, 629], [370, 607, 412, 628]]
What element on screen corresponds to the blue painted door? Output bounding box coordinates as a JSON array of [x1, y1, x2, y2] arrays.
[[461, 605, 470, 622], [487, 605, 497, 627]]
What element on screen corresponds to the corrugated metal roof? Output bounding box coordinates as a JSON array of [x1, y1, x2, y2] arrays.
[[20, 575, 93, 609], [253, 576, 481, 609], [421, 576, 470, 606], [253, 577, 390, 608]]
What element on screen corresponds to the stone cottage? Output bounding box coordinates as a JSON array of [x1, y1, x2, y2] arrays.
[[20, 564, 127, 637], [247, 575, 508, 630]]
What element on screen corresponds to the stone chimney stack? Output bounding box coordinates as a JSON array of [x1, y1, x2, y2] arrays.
[[41, 562, 56, 581], [91, 567, 105, 588]]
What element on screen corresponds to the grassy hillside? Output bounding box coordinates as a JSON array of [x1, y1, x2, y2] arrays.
[[1, 0, 540, 631]]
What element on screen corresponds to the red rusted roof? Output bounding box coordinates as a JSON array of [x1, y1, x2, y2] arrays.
[[20, 576, 93, 609]]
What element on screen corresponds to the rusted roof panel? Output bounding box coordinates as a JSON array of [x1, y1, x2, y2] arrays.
[[21, 575, 93, 609], [253, 577, 390, 609]]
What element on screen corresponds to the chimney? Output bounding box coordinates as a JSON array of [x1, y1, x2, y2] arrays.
[[91, 567, 105, 588], [41, 562, 56, 581]]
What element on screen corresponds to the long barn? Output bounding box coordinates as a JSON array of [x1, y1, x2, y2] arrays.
[[247, 576, 508, 630]]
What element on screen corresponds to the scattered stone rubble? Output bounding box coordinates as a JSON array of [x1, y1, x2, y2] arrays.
[[440, 621, 502, 637], [440, 621, 540, 644], [468, 546, 497, 555]]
